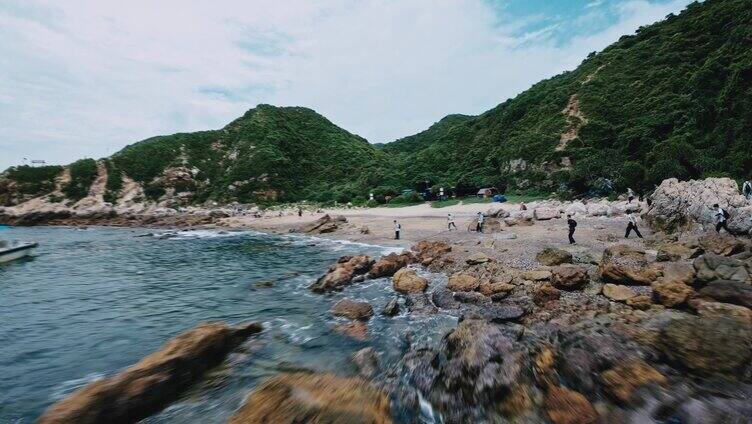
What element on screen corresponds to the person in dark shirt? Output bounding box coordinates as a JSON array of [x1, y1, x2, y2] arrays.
[[567, 214, 577, 244]]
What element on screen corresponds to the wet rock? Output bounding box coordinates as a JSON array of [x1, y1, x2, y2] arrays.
[[392, 268, 429, 294], [310, 255, 374, 292], [626, 295, 652, 310], [545, 386, 598, 424], [523, 269, 552, 281], [602, 283, 637, 301], [330, 298, 374, 320], [381, 297, 400, 316], [460, 303, 526, 322], [659, 313, 752, 375], [432, 287, 461, 309], [693, 253, 750, 284], [551, 265, 589, 290], [533, 282, 561, 306], [351, 347, 379, 379], [405, 293, 438, 316], [453, 291, 491, 305], [466, 252, 492, 265], [228, 372, 391, 424], [368, 252, 414, 278], [333, 321, 368, 341], [38, 322, 263, 424], [697, 231, 747, 256], [651, 279, 694, 308], [697, 280, 752, 309], [598, 245, 662, 285], [447, 272, 480, 292], [534, 207, 560, 220], [536, 247, 573, 266], [600, 360, 666, 404]]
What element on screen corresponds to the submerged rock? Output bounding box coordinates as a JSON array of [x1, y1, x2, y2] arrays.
[[333, 321, 368, 341], [351, 347, 380, 379], [330, 298, 374, 320], [228, 372, 392, 424], [381, 297, 400, 316], [38, 322, 262, 424], [310, 255, 374, 292]]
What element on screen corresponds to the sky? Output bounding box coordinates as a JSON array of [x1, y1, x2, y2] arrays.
[[0, 0, 695, 170]]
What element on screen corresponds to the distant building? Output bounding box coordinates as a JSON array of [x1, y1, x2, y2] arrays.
[[477, 188, 495, 198]]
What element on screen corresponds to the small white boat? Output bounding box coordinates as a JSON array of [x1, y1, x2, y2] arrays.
[[0, 240, 39, 263]]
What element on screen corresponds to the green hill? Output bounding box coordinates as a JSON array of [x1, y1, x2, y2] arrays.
[[2, 0, 750, 207], [383, 0, 752, 197]]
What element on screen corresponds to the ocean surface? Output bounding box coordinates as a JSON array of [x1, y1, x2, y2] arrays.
[[0, 226, 455, 423]]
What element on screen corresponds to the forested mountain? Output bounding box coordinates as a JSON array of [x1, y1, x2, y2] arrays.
[[2, 0, 750, 206]]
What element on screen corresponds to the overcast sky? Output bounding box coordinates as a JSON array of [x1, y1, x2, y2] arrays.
[[0, 0, 694, 170]]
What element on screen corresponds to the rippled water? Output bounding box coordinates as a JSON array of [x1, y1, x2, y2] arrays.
[[0, 226, 455, 423]]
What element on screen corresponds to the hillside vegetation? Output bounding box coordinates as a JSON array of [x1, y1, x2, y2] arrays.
[[1, 0, 750, 206]]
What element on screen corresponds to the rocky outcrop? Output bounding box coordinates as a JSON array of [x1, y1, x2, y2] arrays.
[[534, 208, 560, 220], [602, 283, 636, 302], [696, 231, 747, 256], [411, 240, 452, 265], [598, 245, 662, 285], [331, 298, 374, 320], [693, 253, 750, 284], [551, 265, 589, 290], [228, 372, 392, 423], [368, 252, 414, 278], [533, 282, 561, 306], [600, 360, 666, 404], [297, 214, 342, 234], [38, 322, 262, 424], [381, 297, 400, 316], [392, 268, 429, 294], [536, 247, 573, 266], [447, 272, 480, 292], [545, 386, 598, 424], [645, 178, 749, 232], [310, 255, 374, 292], [697, 280, 752, 309]]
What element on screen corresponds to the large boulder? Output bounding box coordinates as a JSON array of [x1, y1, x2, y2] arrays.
[[727, 205, 752, 235], [368, 252, 414, 278], [534, 207, 560, 220], [645, 177, 748, 232], [697, 280, 752, 309], [310, 255, 374, 292], [392, 268, 429, 294], [228, 372, 392, 423], [551, 265, 589, 290], [696, 231, 747, 256], [651, 279, 694, 308], [298, 214, 343, 234], [695, 300, 752, 324], [533, 282, 561, 306], [693, 253, 750, 284], [536, 247, 573, 266], [659, 313, 752, 376], [598, 245, 662, 285], [330, 298, 374, 320], [411, 240, 451, 264], [39, 322, 263, 424], [447, 272, 480, 292]]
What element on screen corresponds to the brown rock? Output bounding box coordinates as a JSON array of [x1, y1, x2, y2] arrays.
[[411, 240, 452, 263], [656, 242, 699, 262], [38, 322, 262, 424], [533, 282, 561, 306], [299, 214, 342, 234], [602, 284, 637, 301], [392, 268, 429, 294], [505, 216, 534, 226], [697, 280, 752, 309], [651, 279, 694, 308], [546, 386, 598, 424], [534, 207, 560, 220], [697, 231, 746, 256], [523, 269, 552, 281], [600, 360, 667, 404], [330, 298, 374, 320], [310, 255, 374, 292], [228, 372, 392, 424], [695, 301, 752, 324], [626, 295, 652, 310], [551, 265, 589, 290], [333, 321, 368, 341], [466, 252, 492, 265], [499, 384, 532, 417], [447, 272, 480, 292], [368, 252, 414, 278], [536, 247, 573, 266], [478, 281, 515, 296], [598, 245, 662, 285]]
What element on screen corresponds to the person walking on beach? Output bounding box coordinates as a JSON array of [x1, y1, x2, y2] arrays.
[[297, 207, 303, 218], [447, 213, 457, 230], [394, 220, 401, 240], [567, 214, 577, 244], [476, 212, 484, 233], [625, 212, 643, 239], [714, 204, 730, 233], [627, 188, 635, 203]]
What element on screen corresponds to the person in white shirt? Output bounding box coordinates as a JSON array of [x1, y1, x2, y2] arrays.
[[476, 212, 484, 233], [394, 220, 401, 240], [447, 213, 457, 230], [743, 181, 752, 200], [713, 203, 730, 233], [627, 188, 635, 203], [625, 212, 643, 239]]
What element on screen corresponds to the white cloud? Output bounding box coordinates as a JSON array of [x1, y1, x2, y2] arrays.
[[0, 0, 693, 170]]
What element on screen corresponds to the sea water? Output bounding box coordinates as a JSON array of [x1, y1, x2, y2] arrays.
[[0, 226, 455, 423]]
